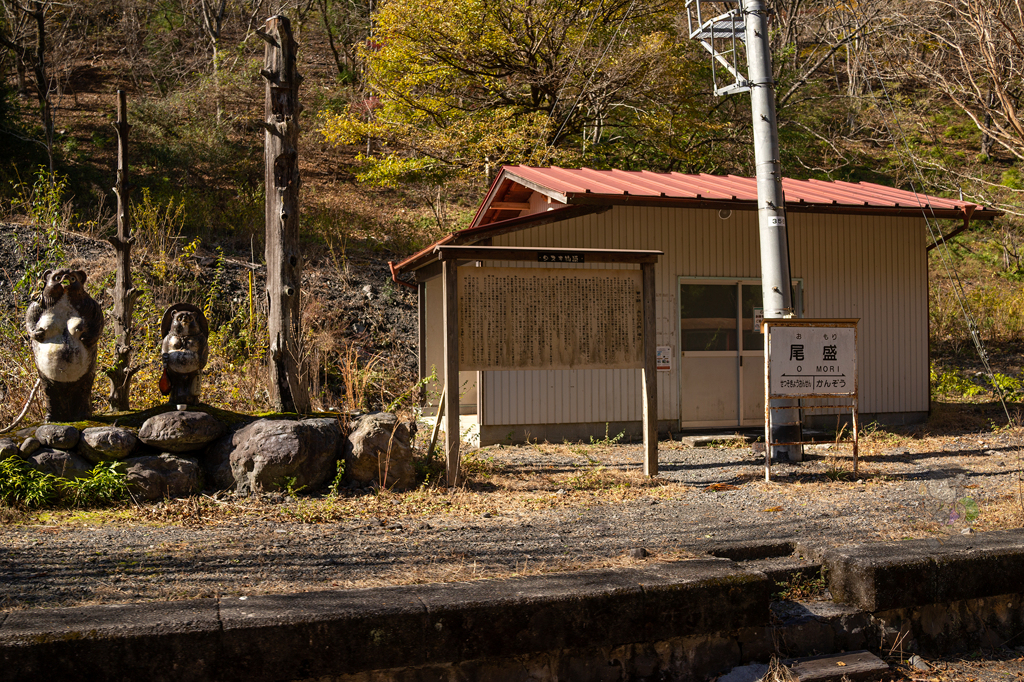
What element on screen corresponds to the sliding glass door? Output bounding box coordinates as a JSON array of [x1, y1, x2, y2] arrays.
[[679, 278, 802, 428]]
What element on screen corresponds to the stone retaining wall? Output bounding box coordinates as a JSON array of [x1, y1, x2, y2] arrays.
[[3, 530, 1023, 681]]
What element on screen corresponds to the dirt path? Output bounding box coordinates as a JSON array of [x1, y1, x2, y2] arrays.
[[2, 434, 1022, 612]]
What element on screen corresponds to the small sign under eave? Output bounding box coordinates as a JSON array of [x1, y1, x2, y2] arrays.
[[537, 251, 584, 263]]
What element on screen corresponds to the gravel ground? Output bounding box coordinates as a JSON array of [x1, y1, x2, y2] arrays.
[[2, 433, 1022, 612]]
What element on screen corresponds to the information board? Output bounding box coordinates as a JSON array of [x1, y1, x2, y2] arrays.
[[767, 323, 856, 397], [458, 267, 643, 371]]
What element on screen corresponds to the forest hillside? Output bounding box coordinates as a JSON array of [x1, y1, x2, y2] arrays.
[[1, 0, 1024, 423]]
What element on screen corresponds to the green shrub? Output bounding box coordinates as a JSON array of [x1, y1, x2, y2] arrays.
[[59, 462, 129, 508], [930, 365, 985, 399], [0, 458, 128, 509], [0, 457, 59, 508]]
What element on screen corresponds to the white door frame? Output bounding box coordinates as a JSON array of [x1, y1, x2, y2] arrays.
[[677, 277, 803, 429]]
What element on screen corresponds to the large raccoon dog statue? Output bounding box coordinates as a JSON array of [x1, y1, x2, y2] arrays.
[[25, 269, 105, 422], [160, 303, 209, 406]]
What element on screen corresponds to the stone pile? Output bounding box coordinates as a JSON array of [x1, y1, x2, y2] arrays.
[[0, 410, 418, 501]]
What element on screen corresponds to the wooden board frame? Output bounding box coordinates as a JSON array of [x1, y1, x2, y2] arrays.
[[434, 245, 663, 485]]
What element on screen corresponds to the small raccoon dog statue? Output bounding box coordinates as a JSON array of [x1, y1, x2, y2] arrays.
[[160, 303, 209, 406], [24, 268, 105, 422]]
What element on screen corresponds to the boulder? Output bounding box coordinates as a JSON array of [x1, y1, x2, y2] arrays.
[[35, 424, 81, 450], [207, 418, 341, 494], [28, 448, 92, 479], [205, 436, 236, 491], [343, 412, 417, 491], [0, 438, 19, 460], [138, 411, 225, 453], [78, 426, 138, 463], [19, 437, 41, 456], [125, 454, 203, 501]]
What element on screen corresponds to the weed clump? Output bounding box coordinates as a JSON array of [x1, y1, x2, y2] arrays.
[[0, 457, 129, 509], [772, 570, 828, 601]]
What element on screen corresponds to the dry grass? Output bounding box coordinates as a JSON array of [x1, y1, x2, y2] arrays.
[[5, 466, 680, 529]]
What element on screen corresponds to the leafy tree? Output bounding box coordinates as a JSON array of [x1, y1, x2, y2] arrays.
[[320, 0, 725, 184]]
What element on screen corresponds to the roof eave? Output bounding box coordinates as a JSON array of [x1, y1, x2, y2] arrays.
[[469, 168, 569, 229], [392, 204, 610, 276], [562, 193, 1001, 220]]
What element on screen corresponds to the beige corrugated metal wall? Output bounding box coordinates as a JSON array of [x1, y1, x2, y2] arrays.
[[423, 205, 928, 427], [790, 212, 930, 417]]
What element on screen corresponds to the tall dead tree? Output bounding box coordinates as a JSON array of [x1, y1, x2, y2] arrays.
[[107, 90, 139, 411], [260, 15, 310, 414]]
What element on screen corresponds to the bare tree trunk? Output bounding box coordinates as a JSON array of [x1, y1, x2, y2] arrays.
[[198, 0, 226, 126], [29, 1, 53, 171], [260, 15, 310, 414], [212, 39, 221, 125], [107, 90, 139, 411], [318, 0, 348, 78], [15, 55, 28, 95], [982, 89, 995, 157]]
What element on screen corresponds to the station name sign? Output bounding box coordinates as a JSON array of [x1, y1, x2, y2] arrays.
[[765, 320, 857, 397]]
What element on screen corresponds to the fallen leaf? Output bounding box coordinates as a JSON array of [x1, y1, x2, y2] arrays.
[[763, 506, 784, 512], [837, 661, 846, 667]]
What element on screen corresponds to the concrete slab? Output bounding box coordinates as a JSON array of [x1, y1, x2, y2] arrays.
[[0, 599, 221, 681], [0, 560, 770, 682], [680, 433, 757, 447], [738, 556, 820, 586], [771, 600, 872, 656], [218, 584, 432, 681], [719, 663, 769, 682], [710, 539, 795, 561], [636, 559, 772, 640], [414, 566, 647, 661], [818, 528, 1024, 611]]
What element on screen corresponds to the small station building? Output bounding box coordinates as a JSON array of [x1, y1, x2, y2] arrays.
[[391, 166, 998, 445]]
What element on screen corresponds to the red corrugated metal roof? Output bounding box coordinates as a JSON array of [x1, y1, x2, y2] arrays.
[[470, 166, 998, 228], [395, 166, 1000, 278]]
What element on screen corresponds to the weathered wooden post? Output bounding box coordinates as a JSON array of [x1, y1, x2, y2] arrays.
[[107, 90, 139, 410], [259, 15, 310, 414]]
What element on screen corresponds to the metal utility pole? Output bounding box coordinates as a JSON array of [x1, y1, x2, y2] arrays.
[[742, 0, 801, 459], [686, 0, 801, 459]]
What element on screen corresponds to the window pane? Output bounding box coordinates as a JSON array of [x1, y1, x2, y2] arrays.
[[680, 284, 737, 351]]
